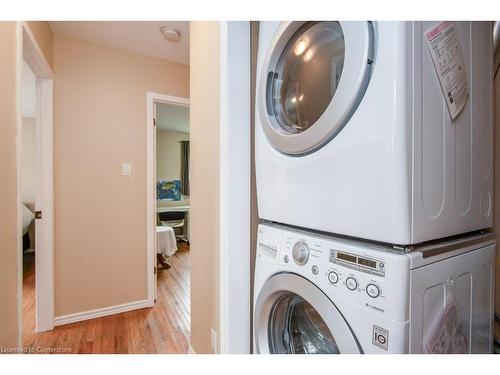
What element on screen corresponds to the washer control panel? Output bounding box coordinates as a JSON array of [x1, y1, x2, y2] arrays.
[[257, 224, 409, 322], [327, 249, 385, 300], [280, 232, 386, 301]]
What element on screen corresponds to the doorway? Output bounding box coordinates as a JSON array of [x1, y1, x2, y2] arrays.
[[147, 92, 191, 351], [18, 22, 55, 348], [20, 58, 38, 343]]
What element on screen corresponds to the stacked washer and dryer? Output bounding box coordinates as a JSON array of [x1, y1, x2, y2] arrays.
[[253, 21, 496, 354]]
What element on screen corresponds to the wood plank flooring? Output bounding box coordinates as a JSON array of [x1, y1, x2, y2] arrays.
[[22, 243, 191, 354]]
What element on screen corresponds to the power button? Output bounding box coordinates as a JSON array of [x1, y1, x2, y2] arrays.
[[346, 277, 358, 291], [366, 283, 381, 298]]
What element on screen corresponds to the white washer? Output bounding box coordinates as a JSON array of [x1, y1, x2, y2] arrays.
[[253, 223, 496, 353], [255, 22, 493, 245]]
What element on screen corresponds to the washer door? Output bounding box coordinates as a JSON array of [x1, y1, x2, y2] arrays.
[[254, 273, 362, 354], [259, 21, 373, 155]]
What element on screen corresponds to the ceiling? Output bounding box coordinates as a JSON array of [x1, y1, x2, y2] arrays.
[[49, 21, 189, 65], [156, 103, 189, 133]]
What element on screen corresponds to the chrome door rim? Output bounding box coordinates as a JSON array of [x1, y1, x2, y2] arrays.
[[254, 272, 362, 353], [258, 21, 374, 155]]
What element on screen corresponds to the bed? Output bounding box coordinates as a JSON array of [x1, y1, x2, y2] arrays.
[[21, 204, 35, 251]]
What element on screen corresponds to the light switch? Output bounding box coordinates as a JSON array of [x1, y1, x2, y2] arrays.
[[122, 162, 132, 176]]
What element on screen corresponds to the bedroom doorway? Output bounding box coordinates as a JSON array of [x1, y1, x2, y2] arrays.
[[20, 58, 39, 345], [147, 92, 191, 351], [19, 22, 55, 348]]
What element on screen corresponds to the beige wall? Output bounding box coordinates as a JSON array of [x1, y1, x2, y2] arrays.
[[0, 22, 20, 349], [156, 130, 189, 181], [53, 34, 189, 316], [189, 21, 220, 353], [27, 21, 53, 69], [156, 130, 189, 207], [21, 117, 36, 207]]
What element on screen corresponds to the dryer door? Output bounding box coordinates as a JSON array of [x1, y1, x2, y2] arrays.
[[254, 273, 362, 354], [259, 21, 374, 155]]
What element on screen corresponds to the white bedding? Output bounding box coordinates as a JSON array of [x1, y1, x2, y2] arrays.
[[22, 204, 34, 235], [156, 226, 177, 257]]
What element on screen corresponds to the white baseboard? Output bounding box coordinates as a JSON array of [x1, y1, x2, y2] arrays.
[[54, 299, 149, 326]]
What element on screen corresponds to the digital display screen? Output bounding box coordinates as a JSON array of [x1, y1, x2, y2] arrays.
[[357, 257, 377, 269], [336, 252, 357, 263]]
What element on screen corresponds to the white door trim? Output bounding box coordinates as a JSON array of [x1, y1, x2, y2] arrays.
[[34, 77, 54, 333], [146, 92, 189, 307], [218, 21, 251, 354], [17, 21, 55, 342]]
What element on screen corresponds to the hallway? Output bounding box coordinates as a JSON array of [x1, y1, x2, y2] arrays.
[[23, 244, 191, 354]]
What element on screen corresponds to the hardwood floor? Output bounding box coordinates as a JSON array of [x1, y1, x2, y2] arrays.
[[22, 243, 191, 354]]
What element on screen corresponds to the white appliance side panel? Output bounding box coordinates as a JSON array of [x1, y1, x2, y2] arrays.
[[412, 22, 493, 243], [409, 244, 495, 353], [477, 22, 494, 220], [471, 261, 495, 353]]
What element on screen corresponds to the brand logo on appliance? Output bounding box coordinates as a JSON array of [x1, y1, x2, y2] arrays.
[[372, 325, 389, 350]]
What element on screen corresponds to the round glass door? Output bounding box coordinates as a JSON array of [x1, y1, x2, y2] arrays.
[[259, 21, 373, 155], [254, 273, 361, 354], [270, 22, 345, 135], [269, 293, 339, 354]]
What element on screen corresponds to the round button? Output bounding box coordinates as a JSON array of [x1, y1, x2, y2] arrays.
[[292, 241, 310, 266], [311, 265, 319, 275], [346, 277, 358, 291], [283, 255, 289, 264], [366, 283, 381, 298], [327, 271, 339, 284]]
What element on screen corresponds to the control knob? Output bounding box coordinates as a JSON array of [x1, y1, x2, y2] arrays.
[[292, 241, 310, 266]]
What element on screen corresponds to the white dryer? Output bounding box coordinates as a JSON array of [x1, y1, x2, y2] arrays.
[[253, 223, 495, 353], [255, 21, 493, 245]]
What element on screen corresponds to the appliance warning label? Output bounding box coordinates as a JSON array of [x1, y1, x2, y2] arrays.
[[424, 21, 469, 120]]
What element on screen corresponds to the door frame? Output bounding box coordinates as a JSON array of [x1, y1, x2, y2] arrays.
[[218, 21, 251, 353], [146, 92, 189, 307], [145, 22, 251, 353], [17, 21, 55, 340]]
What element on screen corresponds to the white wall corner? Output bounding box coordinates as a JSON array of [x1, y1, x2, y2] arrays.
[[218, 21, 251, 354]]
